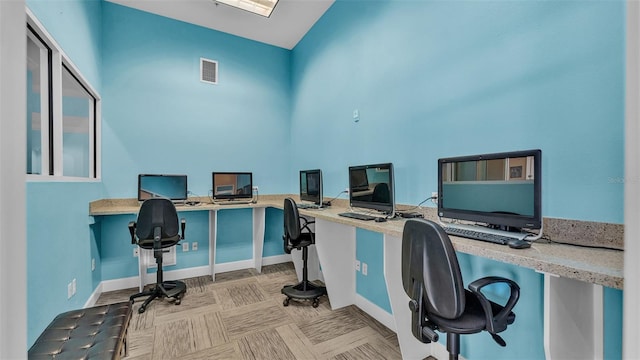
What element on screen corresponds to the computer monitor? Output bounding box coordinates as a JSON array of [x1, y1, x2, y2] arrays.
[[348, 163, 395, 216], [300, 169, 323, 205], [212, 172, 253, 201], [138, 174, 188, 202], [437, 149, 542, 231]]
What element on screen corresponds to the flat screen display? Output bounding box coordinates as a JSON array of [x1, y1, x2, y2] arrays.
[[300, 169, 322, 205], [348, 163, 395, 215], [138, 174, 188, 201], [212, 172, 253, 200], [438, 149, 542, 230]]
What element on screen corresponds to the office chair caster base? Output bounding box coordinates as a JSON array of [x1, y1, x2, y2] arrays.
[[281, 280, 326, 307]]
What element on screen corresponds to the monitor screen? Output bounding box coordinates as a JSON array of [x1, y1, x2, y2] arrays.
[[212, 172, 253, 200], [437, 149, 542, 230], [300, 169, 323, 205], [348, 163, 395, 215], [138, 174, 188, 201]]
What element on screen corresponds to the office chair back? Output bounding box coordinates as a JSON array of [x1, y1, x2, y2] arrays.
[[136, 198, 180, 248], [402, 218, 465, 319], [283, 197, 303, 247]]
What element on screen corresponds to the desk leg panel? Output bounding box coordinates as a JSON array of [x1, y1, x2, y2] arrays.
[[544, 274, 603, 360], [210, 210, 217, 282], [252, 208, 266, 273], [314, 219, 356, 310], [384, 234, 432, 359]]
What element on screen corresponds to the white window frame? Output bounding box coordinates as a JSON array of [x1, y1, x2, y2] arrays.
[[26, 8, 101, 182]]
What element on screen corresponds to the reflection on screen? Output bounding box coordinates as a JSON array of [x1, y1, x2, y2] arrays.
[[300, 169, 322, 204], [348, 163, 394, 214], [441, 156, 535, 216], [138, 174, 188, 201], [212, 172, 253, 199]]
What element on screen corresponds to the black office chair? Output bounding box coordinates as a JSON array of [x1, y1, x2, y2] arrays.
[[401, 219, 520, 360], [129, 198, 187, 313], [281, 197, 326, 307]]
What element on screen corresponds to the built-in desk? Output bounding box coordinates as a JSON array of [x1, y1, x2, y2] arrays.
[[90, 195, 623, 359]]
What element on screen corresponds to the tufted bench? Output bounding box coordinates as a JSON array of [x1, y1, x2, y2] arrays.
[[28, 301, 132, 360]]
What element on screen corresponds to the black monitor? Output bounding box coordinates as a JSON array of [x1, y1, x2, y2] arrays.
[[138, 174, 188, 202], [437, 149, 542, 231], [300, 169, 323, 205], [212, 172, 253, 201], [348, 163, 395, 216]]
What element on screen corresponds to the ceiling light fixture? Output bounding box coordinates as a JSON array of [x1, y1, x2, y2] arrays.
[[215, 0, 279, 18]]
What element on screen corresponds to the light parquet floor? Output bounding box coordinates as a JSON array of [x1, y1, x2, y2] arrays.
[[96, 263, 409, 360]]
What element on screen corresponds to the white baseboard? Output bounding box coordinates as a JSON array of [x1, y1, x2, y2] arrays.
[[84, 283, 102, 308], [214, 260, 255, 273], [261, 254, 291, 266], [354, 294, 396, 332], [100, 266, 211, 293]]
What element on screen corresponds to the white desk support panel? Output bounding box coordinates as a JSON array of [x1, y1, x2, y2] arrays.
[[544, 274, 604, 360], [210, 207, 267, 282]]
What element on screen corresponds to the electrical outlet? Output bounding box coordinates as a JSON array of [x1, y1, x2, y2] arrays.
[[182, 242, 189, 252], [362, 262, 368, 276], [355, 260, 361, 272], [345, 188, 350, 195], [133, 248, 139, 257], [192, 242, 198, 251], [91, 258, 95, 271], [432, 192, 438, 200]]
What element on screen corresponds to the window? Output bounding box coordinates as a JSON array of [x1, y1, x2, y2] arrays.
[[26, 14, 100, 180]]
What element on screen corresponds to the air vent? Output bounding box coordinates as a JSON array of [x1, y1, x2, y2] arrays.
[[200, 58, 218, 84]]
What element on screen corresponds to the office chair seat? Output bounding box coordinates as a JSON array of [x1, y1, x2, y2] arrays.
[[427, 291, 515, 335]]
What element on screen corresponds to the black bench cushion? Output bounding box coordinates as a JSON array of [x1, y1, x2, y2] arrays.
[[29, 302, 132, 360]]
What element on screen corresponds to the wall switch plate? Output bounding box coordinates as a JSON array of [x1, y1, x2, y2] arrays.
[[355, 260, 361, 271], [182, 242, 189, 252], [133, 248, 139, 257], [67, 282, 73, 299], [91, 258, 95, 271], [362, 262, 368, 276], [192, 242, 198, 251]]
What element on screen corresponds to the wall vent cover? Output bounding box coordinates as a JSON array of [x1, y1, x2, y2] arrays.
[[200, 58, 218, 84]]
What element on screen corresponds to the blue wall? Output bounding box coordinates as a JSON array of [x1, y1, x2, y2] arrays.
[[100, 2, 292, 198], [291, 0, 624, 224], [290, 1, 624, 359], [26, 0, 104, 347]]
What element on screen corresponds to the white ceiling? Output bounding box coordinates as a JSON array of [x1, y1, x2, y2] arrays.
[[106, 0, 335, 50]]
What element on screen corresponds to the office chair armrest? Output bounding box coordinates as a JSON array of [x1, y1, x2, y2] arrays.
[[468, 276, 520, 334], [300, 217, 315, 234], [128, 221, 136, 244], [180, 218, 186, 239]]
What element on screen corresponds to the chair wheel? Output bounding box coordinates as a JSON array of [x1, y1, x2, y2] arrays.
[[283, 298, 290, 307], [174, 299, 181, 305], [138, 306, 146, 314], [312, 299, 319, 308]]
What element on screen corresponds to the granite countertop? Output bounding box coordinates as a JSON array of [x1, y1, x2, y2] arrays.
[[89, 195, 624, 289]]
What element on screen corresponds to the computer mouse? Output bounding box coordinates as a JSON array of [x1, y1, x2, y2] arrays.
[[374, 217, 387, 223], [507, 238, 531, 249]]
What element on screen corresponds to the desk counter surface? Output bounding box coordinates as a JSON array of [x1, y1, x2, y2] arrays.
[[89, 196, 623, 290]]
